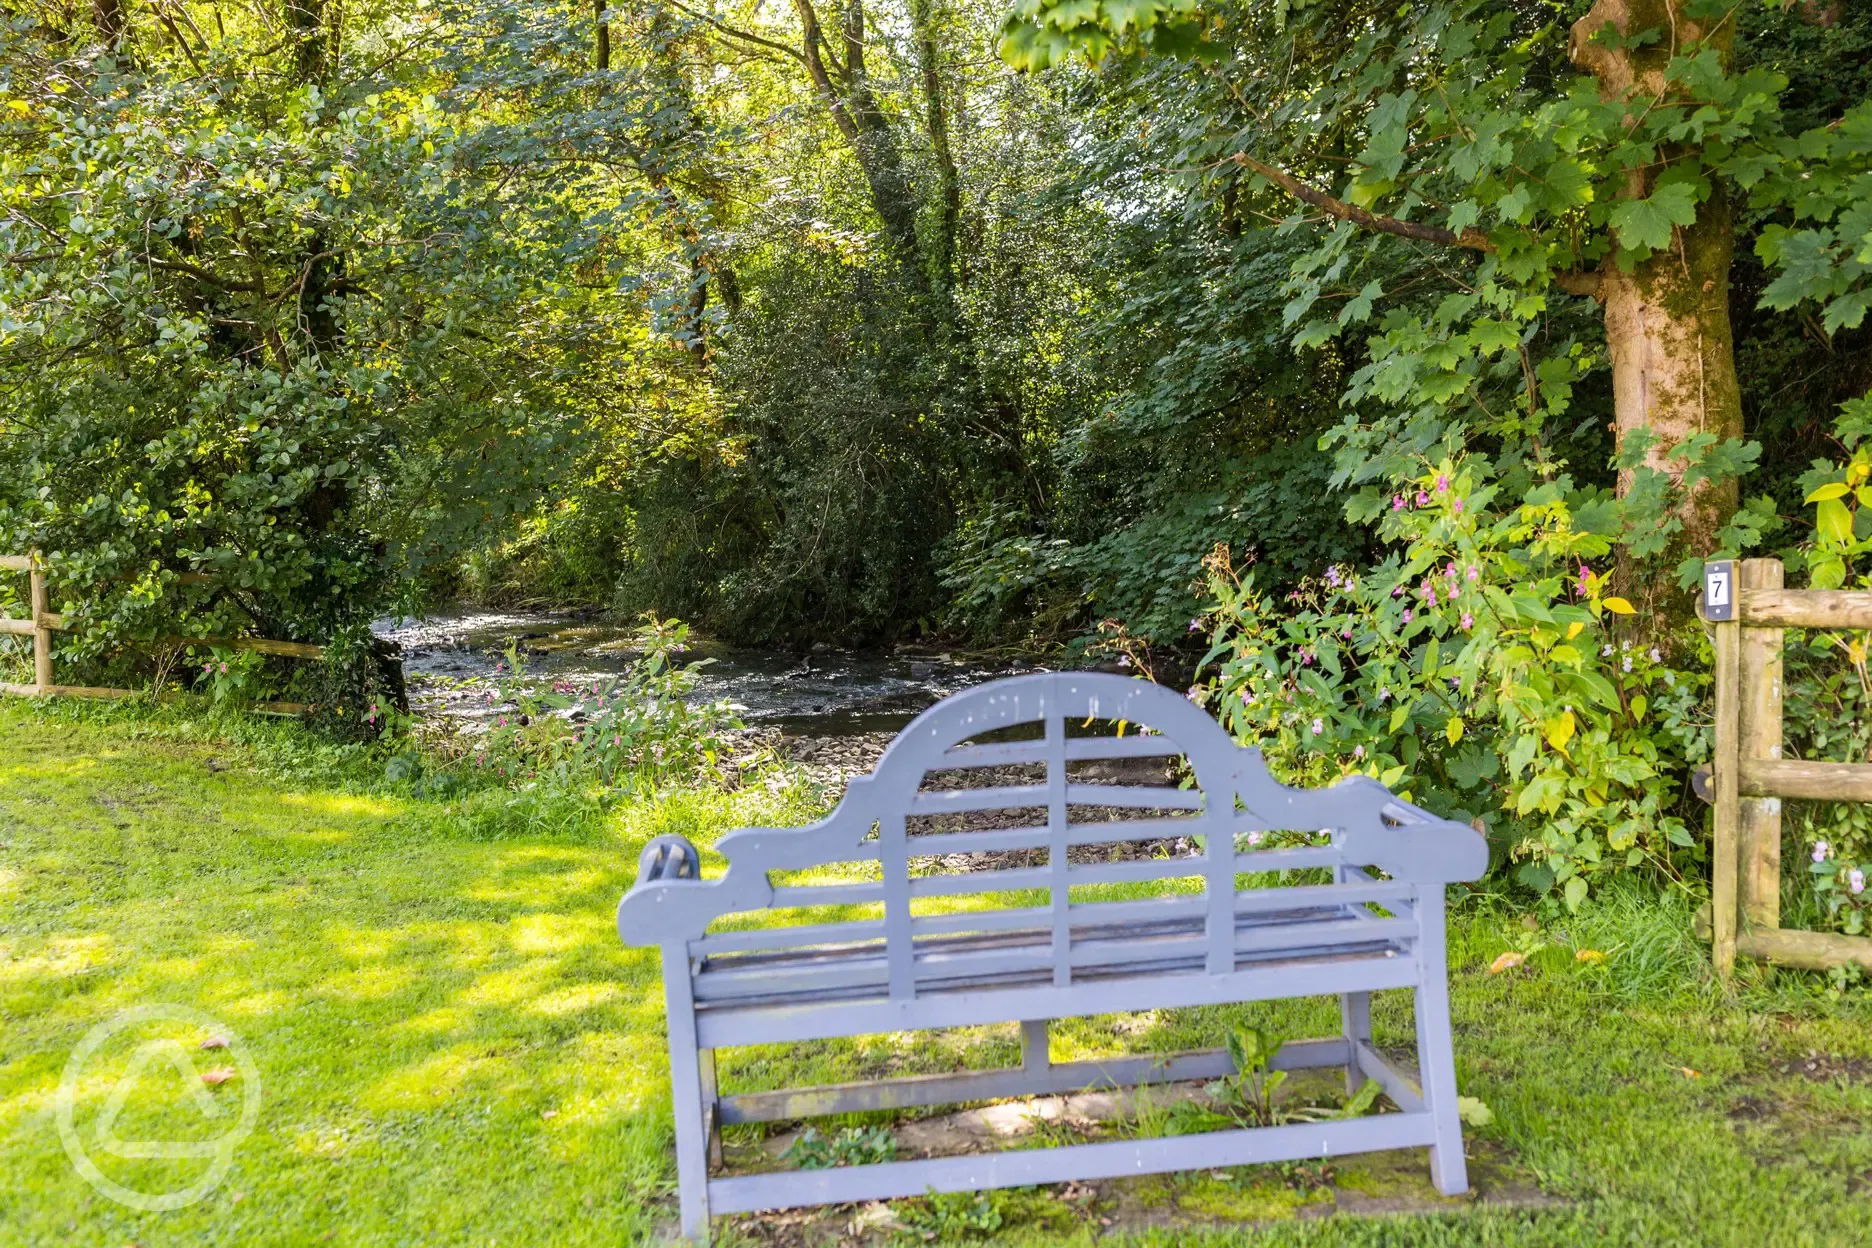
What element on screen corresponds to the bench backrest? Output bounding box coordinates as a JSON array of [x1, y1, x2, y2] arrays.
[[618, 673, 1485, 993]]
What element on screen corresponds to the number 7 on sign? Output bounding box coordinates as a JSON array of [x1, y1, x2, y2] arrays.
[[1704, 559, 1734, 622]]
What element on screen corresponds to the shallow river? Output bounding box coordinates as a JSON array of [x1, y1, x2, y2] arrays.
[[374, 608, 1046, 737]]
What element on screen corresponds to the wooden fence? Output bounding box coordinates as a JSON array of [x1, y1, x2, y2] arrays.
[[1, 551, 318, 713], [1703, 556, 1872, 977]]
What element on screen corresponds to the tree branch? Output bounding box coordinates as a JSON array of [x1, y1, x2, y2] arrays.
[[665, 0, 806, 65], [1552, 269, 1603, 298], [1232, 153, 1494, 252], [145, 256, 265, 292]]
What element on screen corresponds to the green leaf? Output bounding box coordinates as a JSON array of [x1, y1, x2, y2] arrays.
[[1806, 481, 1849, 503], [1563, 875, 1589, 912], [1817, 497, 1853, 543], [1457, 1096, 1494, 1128], [1607, 183, 1699, 254]]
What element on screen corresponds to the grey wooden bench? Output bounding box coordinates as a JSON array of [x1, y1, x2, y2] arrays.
[[618, 672, 1486, 1242]]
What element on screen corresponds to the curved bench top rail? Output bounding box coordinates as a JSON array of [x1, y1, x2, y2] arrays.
[[618, 673, 1485, 951]]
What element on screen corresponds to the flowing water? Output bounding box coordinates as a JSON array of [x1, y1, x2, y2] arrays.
[[374, 608, 1047, 737]]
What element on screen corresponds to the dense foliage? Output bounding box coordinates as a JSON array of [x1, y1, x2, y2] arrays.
[[4, 1, 1872, 919]]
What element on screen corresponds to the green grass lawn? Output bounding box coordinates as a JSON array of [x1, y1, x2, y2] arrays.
[[3, 704, 1871, 1246]]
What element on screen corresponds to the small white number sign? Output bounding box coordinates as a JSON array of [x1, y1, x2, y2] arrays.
[[1703, 560, 1735, 621]]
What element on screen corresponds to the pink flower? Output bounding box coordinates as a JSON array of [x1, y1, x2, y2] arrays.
[[1416, 491, 1430, 507], [1402, 609, 1414, 623], [1435, 474, 1449, 493], [1850, 869, 1866, 895], [1392, 585, 1403, 597], [1425, 589, 1438, 607], [1453, 498, 1465, 513], [1392, 495, 1405, 511], [1461, 611, 1474, 630], [1466, 564, 1479, 581], [219, 662, 229, 675]]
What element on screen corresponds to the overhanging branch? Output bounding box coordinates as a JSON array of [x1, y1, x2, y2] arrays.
[[1232, 153, 1494, 252], [1233, 152, 1603, 298]]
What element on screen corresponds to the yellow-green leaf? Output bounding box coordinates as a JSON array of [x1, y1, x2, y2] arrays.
[[1446, 715, 1464, 745], [1602, 596, 1635, 615], [1565, 621, 1584, 640], [1806, 481, 1850, 503], [1818, 497, 1853, 543], [1545, 710, 1576, 752]]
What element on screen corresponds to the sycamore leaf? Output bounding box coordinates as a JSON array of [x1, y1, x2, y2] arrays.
[[1824, 289, 1872, 335], [1607, 183, 1699, 253]]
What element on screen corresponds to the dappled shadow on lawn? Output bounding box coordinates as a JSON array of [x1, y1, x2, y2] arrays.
[[0, 719, 734, 1245]]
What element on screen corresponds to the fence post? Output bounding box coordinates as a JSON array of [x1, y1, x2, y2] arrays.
[[1737, 559, 1784, 932], [28, 550, 52, 694], [1710, 588, 1741, 980]]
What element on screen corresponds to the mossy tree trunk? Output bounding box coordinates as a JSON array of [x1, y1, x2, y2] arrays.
[[1570, 0, 1744, 618]]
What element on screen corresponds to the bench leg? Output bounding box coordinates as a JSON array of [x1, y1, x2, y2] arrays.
[[662, 949, 712, 1243], [1412, 892, 1468, 1196], [699, 1048, 723, 1171], [1339, 991, 1371, 1096]]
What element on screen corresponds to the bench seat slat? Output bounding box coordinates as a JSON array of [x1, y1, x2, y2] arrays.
[[693, 946, 1420, 1046], [693, 920, 887, 956], [691, 910, 1413, 1005]]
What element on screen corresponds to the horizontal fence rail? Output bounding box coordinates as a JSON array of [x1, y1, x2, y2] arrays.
[[1, 550, 331, 713], [1701, 557, 1872, 975]]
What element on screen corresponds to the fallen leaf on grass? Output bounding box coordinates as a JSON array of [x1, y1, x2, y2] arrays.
[[1575, 948, 1607, 964], [199, 1035, 229, 1050], [1487, 951, 1526, 974], [1677, 1066, 1701, 1079], [200, 1067, 236, 1086], [1457, 1096, 1494, 1127]]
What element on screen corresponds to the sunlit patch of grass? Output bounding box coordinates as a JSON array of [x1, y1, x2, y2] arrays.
[[4, 702, 1872, 1247]]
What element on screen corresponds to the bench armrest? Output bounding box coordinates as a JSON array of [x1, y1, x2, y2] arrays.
[[617, 834, 710, 948]]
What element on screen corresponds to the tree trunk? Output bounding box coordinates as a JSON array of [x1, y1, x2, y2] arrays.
[[1570, 0, 1744, 619], [792, 0, 926, 290], [909, 0, 960, 297]]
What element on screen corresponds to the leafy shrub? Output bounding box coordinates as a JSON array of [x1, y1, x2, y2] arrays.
[[463, 617, 739, 791], [1778, 397, 1872, 936], [1193, 451, 1709, 910]]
